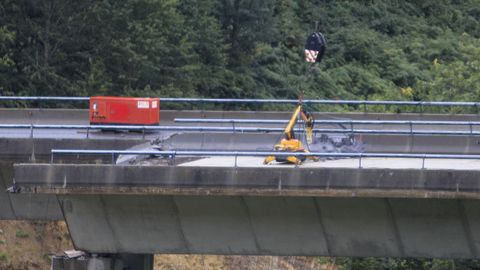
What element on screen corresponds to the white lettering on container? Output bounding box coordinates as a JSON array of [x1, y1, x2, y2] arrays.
[[137, 101, 149, 109]]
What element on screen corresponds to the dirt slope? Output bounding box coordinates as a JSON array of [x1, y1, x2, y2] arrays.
[[0, 221, 334, 270], [0, 220, 72, 269]]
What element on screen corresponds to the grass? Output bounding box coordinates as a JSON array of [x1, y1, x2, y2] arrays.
[[0, 252, 8, 262], [15, 230, 29, 239], [43, 253, 52, 262]]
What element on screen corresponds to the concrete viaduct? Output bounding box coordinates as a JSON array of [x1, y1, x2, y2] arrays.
[[3, 109, 480, 269]]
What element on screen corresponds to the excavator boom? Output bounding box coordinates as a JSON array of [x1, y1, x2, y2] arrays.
[[283, 104, 314, 142], [284, 105, 302, 140], [263, 102, 316, 165]]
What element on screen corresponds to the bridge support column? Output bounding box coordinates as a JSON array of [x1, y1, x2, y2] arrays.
[[51, 253, 153, 270]]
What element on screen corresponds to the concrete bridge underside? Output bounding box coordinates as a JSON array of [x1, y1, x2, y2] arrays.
[[57, 194, 480, 259], [14, 163, 480, 258]]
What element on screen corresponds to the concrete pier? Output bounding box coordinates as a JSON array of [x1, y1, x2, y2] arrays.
[[51, 253, 153, 270]]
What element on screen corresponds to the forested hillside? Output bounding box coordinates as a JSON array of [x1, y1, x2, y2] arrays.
[[0, 0, 479, 103], [2, 2, 480, 269]]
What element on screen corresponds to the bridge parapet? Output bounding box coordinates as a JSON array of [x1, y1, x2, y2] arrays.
[[13, 162, 480, 199]]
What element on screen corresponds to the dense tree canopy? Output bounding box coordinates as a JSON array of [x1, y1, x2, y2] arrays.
[[0, 0, 479, 107], [1, 1, 480, 267]]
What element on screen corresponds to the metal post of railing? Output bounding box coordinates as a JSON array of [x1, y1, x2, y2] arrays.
[[422, 154, 426, 169], [29, 124, 34, 139], [470, 123, 473, 135], [358, 153, 363, 168], [409, 122, 413, 135], [86, 126, 90, 139], [111, 153, 115, 164], [234, 154, 238, 167], [142, 128, 146, 140], [50, 153, 54, 164]]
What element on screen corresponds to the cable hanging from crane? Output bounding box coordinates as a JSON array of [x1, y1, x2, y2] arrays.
[[300, 21, 327, 152]]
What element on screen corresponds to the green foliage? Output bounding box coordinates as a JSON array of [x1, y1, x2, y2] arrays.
[[43, 253, 52, 262], [419, 35, 480, 102], [0, 0, 479, 111], [15, 229, 29, 238], [1, 1, 480, 267], [333, 257, 480, 270], [0, 252, 7, 262]]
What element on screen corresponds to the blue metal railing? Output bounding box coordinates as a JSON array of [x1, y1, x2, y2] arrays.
[[3, 123, 480, 138], [1, 124, 480, 137], [50, 149, 480, 168], [0, 96, 89, 101], [174, 118, 480, 126]]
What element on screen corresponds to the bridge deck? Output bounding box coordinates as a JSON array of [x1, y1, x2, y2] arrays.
[[180, 156, 480, 170]]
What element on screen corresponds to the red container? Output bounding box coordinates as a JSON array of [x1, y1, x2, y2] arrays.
[[89, 96, 160, 125]]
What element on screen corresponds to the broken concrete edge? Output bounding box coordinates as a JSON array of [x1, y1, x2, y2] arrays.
[[18, 185, 480, 200], [0, 138, 149, 161]]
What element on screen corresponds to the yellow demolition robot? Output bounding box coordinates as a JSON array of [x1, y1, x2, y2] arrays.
[[263, 102, 317, 165]]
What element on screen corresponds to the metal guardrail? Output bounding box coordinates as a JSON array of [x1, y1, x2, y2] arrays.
[[3, 124, 480, 138], [145, 98, 480, 107], [2, 96, 480, 107], [51, 149, 480, 168], [175, 118, 480, 126], [0, 96, 89, 101]]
